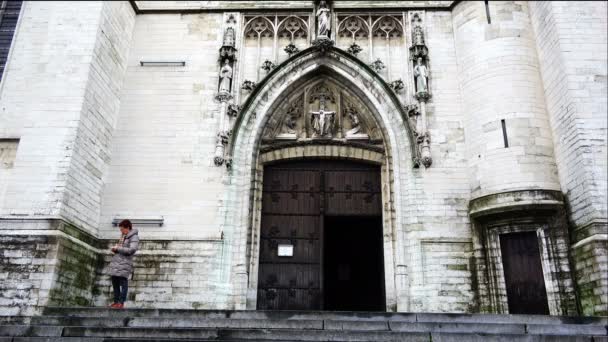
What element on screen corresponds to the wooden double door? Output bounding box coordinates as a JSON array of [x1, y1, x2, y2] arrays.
[[257, 159, 385, 311]]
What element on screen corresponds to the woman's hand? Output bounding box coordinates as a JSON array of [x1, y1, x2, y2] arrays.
[[111, 246, 118, 253]]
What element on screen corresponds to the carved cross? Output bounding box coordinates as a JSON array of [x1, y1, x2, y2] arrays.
[[310, 98, 336, 138]]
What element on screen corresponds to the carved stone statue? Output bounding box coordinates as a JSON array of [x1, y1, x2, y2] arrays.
[[219, 59, 233, 93], [310, 99, 335, 138], [413, 57, 428, 94], [317, 1, 331, 38], [346, 108, 360, 135], [284, 115, 297, 134], [344, 105, 369, 140], [275, 100, 302, 140]]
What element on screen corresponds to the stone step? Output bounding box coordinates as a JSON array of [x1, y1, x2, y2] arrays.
[[27, 316, 608, 336], [4, 339, 294, 342], [59, 327, 427, 341], [31, 317, 325, 330], [2, 325, 606, 341], [3, 337, 607, 342], [53, 327, 608, 342], [41, 308, 417, 322], [40, 307, 608, 326]]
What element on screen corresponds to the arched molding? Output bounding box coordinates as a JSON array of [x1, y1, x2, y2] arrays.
[[227, 46, 418, 161], [222, 45, 418, 312], [259, 144, 385, 165]]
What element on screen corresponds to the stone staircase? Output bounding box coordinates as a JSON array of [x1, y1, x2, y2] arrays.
[[0, 307, 606, 341]]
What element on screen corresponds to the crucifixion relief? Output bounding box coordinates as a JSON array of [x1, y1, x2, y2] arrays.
[[310, 96, 336, 138]]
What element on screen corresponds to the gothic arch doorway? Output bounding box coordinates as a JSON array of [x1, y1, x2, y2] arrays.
[[224, 46, 418, 312], [257, 159, 385, 311]]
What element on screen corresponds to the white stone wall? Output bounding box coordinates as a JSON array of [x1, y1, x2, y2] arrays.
[[406, 10, 473, 313], [98, 13, 226, 240], [452, 1, 561, 198], [529, 0, 608, 316], [0, 1, 135, 235], [0, 1, 603, 315], [0, 1, 106, 220], [0, 140, 18, 206], [528, 1, 607, 227], [63, 1, 136, 232]]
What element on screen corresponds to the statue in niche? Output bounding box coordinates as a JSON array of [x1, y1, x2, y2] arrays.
[[219, 59, 233, 93], [413, 57, 429, 94], [223, 27, 235, 47], [317, 1, 331, 38], [310, 98, 335, 138]]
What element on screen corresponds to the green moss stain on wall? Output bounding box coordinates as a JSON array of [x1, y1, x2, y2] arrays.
[[48, 236, 100, 307]]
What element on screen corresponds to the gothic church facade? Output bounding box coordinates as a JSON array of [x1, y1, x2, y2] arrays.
[[0, 1, 606, 317]]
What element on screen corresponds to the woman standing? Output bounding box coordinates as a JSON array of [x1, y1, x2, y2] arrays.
[[108, 219, 139, 309]]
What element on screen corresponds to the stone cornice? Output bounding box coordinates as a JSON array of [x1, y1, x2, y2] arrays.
[[469, 189, 565, 219], [131, 1, 455, 13]]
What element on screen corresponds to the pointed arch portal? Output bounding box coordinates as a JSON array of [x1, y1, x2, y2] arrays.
[[223, 45, 418, 311]]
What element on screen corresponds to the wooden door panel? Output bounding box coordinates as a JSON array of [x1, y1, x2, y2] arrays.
[[260, 215, 319, 239], [259, 238, 320, 264], [325, 192, 382, 216], [262, 191, 320, 215], [263, 170, 321, 192], [500, 231, 549, 315], [324, 170, 381, 192], [258, 263, 320, 288], [258, 160, 382, 310]]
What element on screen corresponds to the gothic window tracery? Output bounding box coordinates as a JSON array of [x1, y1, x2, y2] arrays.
[[337, 15, 370, 40], [371, 15, 403, 38], [244, 16, 275, 39], [277, 16, 309, 41], [309, 83, 336, 104]]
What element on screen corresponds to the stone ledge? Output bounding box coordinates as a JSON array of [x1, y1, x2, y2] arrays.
[[571, 219, 608, 244], [259, 144, 385, 165], [469, 189, 564, 219], [571, 234, 608, 250]]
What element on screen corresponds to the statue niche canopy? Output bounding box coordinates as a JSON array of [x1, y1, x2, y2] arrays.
[[260, 78, 382, 151]]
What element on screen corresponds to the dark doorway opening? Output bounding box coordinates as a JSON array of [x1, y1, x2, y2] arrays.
[[500, 231, 550, 315], [323, 216, 385, 311], [257, 159, 385, 311]]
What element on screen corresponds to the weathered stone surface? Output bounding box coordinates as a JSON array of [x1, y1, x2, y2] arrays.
[[0, 0, 605, 316]]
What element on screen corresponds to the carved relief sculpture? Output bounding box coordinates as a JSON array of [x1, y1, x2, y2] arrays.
[[409, 21, 428, 59], [276, 99, 303, 140], [413, 25, 424, 45], [214, 21, 238, 167], [214, 130, 230, 166], [408, 17, 432, 168], [346, 109, 360, 135], [220, 27, 237, 62], [344, 105, 369, 140], [310, 98, 335, 138]]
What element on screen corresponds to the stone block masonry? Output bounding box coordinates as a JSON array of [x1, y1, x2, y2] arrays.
[[0, 1, 605, 316], [0, 1, 136, 234], [0, 220, 102, 316], [92, 239, 230, 309], [529, 1, 608, 316]]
